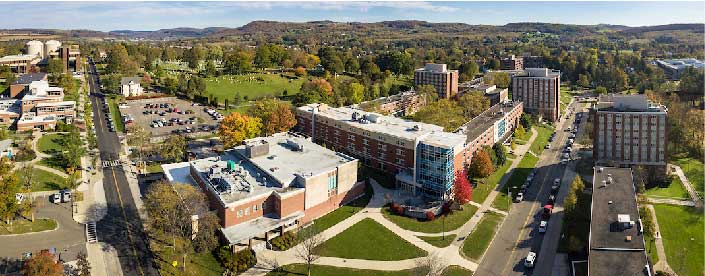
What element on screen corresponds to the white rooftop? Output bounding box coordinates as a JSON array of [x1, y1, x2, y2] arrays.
[[299, 104, 466, 148], [234, 132, 356, 187], [0, 54, 40, 62]]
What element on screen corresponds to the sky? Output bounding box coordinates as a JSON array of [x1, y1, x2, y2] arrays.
[[1, 1, 703, 31]]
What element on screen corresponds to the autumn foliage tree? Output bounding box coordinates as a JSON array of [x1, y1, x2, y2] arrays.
[[469, 149, 495, 179], [453, 170, 473, 204], [247, 98, 297, 136], [218, 112, 262, 148], [21, 250, 62, 276]]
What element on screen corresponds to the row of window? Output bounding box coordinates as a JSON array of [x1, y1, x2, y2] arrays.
[[235, 203, 264, 218]]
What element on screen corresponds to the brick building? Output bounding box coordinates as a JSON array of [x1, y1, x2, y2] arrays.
[[592, 94, 668, 173], [162, 132, 362, 247], [357, 91, 426, 117], [296, 102, 523, 199], [414, 63, 459, 99], [511, 68, 561, 122], [500, 55, 524, 70], [1, 78, 75, 131]]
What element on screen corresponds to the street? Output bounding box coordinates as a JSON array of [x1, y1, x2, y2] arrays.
[[475, 100, 585, 276], [86, 60, 157, 276]]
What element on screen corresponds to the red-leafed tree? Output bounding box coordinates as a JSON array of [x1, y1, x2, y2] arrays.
[[453, 170, 473, 204], [21, 250, 62, 276]]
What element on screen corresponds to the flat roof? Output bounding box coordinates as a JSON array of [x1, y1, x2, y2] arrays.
[[234, 132, 356, 187], [0, 54, 39, 63], [589, 166, 651, 276], [458, 101, 522, 143], [17, 114, 56, 123], [656, 58, 705, 70], [299, 104, 466, 148], [11, 73, 47, 85], [221, 211, 304, 244], [596, 94, 666, 113]]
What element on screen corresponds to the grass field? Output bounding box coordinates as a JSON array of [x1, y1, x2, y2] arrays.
[[644, 176, 689, 199], [473, 161, 512, 205], [461, 211, 504, 261], [268, 264, 424, 276], [418, 234, 457, 248], [442, 265, 474, 276], [204, 74, 307, 104], [37, 133, 66, 154], [652, 204, 703, 276], [152, 235, 223, 276], [672, 154, 704, 198], [530, 125, 555, 155], [16, 168, 67, 191], [0, 218, 57, 235], [317, 218, 427, 261], [382, 204, 478, 234], [492, 154, 540, 211]]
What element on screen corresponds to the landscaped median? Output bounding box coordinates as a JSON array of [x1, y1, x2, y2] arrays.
[[461, 211, 504, 261], [0, 218, 58, 235], [317, 218, 427, 261], [382, 204, 478, 234], [107, 97, 125, 132]]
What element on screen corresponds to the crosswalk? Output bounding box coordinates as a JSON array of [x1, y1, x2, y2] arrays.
[[86, 222, 98, 243], [102, 160, 122, 168]]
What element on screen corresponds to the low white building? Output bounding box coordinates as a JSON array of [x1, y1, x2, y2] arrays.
[[120, 77, 143, 97]]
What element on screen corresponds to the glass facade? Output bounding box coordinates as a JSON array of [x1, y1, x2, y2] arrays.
[[415, 142, 454, 198]]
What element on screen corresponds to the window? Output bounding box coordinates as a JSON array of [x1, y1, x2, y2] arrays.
[[261, 203, 267, 211], [237, 210, 243, 217], [396, 148, 404, 155], [253, 204, 258, 212], [328, 174, 338, 197], [244, 207, 250, 215]]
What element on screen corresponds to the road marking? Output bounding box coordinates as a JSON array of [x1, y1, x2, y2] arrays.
[[110, 167, 146, 276]]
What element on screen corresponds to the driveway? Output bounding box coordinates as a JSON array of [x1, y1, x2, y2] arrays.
[[0, 195, 86, 262]]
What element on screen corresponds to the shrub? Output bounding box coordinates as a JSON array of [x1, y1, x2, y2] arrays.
[[216, 246, 256, 273], [391, 203, 404, 215], [270, 232, 298, 251], [425, 211, 436, 221]]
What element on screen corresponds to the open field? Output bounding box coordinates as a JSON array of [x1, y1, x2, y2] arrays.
[[652, 204, 703, 276], [382, 204, 478, 234], [317, 218, 427, 261], [461, 211, 504, 261], [204, 73, 307, 104]]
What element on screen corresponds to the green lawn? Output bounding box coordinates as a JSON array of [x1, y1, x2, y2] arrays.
[[382, 204, 478, 234], [108, 97, 125, 132], [653, 204, 703, 276], [152, 237, 224, 276], [530, 125, 555, 156], [418, 234, 457, 248], [310, 184, 372, 235], [317, 218, 427, 261], [16, 168, 67, 191], [37, 133, 66, 154], [461, 211, 504, 261], [644, 176, 689, 199], [146, 164, 164, 174], [672, 155, 704, 198], [493, 154, 540, 209], [204, 74, 306, 104], [473, 161, 512, 205], [268, 264, 424, 276], [442, 265, 474, 276], [0, 218, 57, 235]]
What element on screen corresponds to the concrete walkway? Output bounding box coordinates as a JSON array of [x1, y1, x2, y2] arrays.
[[669, 164, 701, 202], [646, 197, 695, 207], [646, 204, 678, 276]]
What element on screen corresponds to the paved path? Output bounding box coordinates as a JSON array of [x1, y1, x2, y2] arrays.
[[646, 204, 677, 275], [646, 197, 695, 206], [669, 164, 701, 202]]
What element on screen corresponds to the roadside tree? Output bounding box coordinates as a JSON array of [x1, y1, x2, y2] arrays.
[[160, 135, 187, 163], [468, 149, 495, 179]]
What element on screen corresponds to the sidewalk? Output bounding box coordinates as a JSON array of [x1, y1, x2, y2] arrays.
[[646, 204, 677, 275], [669, 164, 701, 202]]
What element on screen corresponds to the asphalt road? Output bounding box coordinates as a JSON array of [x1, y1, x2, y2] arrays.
[[0, 198, 85, 261], [87, 60, 157, 276], [475, 101, 582, 276]]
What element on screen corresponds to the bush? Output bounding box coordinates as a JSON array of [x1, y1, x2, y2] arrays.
[[270, 232, 297, 251], [13, 149, 36, 162], [391, 203, 404, 215], [216, 246, 256, 273], [425, 211, 436, 221]]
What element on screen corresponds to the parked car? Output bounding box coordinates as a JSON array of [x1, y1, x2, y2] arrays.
[[538, 220, 548, 233], [61, 189, 71, 203], [542, 205, 553, 219], [15, 193, 24, 204], [552, 178, 561, 190], [545, 144, 551, 149], [524, 252, 537, 268], [514, 192, 524, 203], [51, 192, 62, 203]]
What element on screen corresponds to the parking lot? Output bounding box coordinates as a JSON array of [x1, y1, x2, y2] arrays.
[[120, 97, 221, 138]]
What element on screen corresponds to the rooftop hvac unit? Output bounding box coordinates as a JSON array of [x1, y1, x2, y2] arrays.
[[412, 125, 421, 131], [352, 111, 361, 121], [599, 167, 604, 173]]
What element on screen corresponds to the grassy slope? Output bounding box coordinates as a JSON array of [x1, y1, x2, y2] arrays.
[[37, 133, 65, 154], [317, 218, 427, 261], [442, 265, 474, 276], [310, 184, 372, 235], [417, 234, 457, 248], [672, 155, 704, 198], [461, 211, 504, 261], [382, 204, 478, 234], [644, 176, 689, 199], [652, 204, 703, 276], [204, 74, 306, 103]]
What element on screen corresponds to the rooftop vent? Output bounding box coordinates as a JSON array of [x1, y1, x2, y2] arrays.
[[599, 167, 604, 173], [412, 125, 421, 131], [625, 235, 632, 242]]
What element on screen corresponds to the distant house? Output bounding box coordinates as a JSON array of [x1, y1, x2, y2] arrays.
[[120, 77, 143, 97]]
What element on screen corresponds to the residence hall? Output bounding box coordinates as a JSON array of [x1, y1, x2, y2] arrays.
[[162, 132, 362, 247]]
